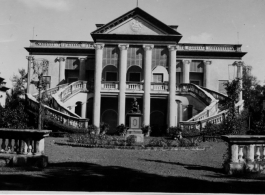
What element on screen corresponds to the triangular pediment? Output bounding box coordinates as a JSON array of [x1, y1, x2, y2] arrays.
[[91, 7, 181, 36], [104, 16, 165, 35]]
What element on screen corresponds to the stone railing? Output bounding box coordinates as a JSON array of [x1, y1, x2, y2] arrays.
[[177, 83, 215, 106], [177, 44, 242, 52], [59, 81, 87, 102], [0, 128, 51, 155], [200, 87, 229, 102], [33, 83, 69, 100], [221, 135, 265, 175], [101, 81, 119, 90], [26, 94, 89, 128], [151, 82, 168, 91], [126, 82, 143, 91]]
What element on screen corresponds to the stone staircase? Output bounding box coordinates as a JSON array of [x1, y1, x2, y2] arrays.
[[26, 80, 243, 132]]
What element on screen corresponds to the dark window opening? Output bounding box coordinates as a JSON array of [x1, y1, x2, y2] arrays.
[[129, 73, 141, 82], [106, 72, 117, 81]]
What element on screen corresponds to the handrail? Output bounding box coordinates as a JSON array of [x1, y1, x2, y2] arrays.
[[59, 80, 87, 102], [200, 86, 230, 102], [176, 83, 216, 106], [33, 83, 69, 99], [26, 94, 89, 128]]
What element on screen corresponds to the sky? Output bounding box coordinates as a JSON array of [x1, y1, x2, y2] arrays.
[[1, 0, 265, 88]]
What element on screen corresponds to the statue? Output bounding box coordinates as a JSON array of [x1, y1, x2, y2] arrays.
[[130, 98, 141, 113]]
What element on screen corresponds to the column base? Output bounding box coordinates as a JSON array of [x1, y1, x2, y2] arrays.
[[224, 161, 265, 175]]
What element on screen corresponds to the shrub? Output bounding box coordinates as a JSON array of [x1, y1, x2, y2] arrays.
[[168, 126, 182, 139], [147, 138, 178, 147], [100, 122, 110, 135], [141, 125, 151, 136], [116, 124, 128, 136], [126, 135, 136, 146]]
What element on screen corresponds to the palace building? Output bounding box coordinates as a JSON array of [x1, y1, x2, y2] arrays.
[[25, 7, 246, 134]]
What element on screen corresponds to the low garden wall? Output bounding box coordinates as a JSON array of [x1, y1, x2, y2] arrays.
[[0, 128, 51, 167], [221, 135, 265, 175]]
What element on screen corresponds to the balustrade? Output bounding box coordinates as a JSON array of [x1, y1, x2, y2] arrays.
[[101, 82, 119, 90], [151, 82, 168, 91], [221, 135, 265, 175], [0, 129, 51, 155], [60, 81, 87, 102], [126, 82, 143, 91]]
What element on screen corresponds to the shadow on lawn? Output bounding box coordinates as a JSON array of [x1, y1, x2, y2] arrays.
[[140, 159, 223, 174], [1, 162, 265, 193]]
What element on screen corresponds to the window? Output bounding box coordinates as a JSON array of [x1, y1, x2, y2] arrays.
[[106, 72, 117, 81], [129, 73, 141, 82], [153, 73, 163, 83], [42, 76, 51, 89], [68, 77, 78, 83], [190, 80, 200, 86]]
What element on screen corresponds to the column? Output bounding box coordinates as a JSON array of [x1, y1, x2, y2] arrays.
[[57, 57, 65, 83], [143, 44, 153, 126], [236, 61, 243, 101], [203, 60, 212, 88], [81, 102, 87, 118], [118, 44, 129, 125], [231, 144, 239, 163], [93, 43, 104, 130], [26, 56, 34, 93], [168, 45, 177, 128], [79, 57, 87, 80], [182, 59, 191, 83]]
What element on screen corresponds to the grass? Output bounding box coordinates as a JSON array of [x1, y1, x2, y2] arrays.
[[0, 137, 265, 193]]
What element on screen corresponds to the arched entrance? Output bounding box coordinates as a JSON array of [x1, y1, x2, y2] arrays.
[[102, 109, 118, 134], [75, 101, 82, 117]]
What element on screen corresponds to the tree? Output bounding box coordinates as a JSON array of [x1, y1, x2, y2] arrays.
[[31, 58, 49, 130], [10, 68, 27, 99]]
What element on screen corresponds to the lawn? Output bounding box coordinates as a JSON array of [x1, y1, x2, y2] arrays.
[[0, 137, 265, 193]]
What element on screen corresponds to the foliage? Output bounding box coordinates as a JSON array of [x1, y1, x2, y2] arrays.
[[126, 135, 136, 146], [100, 122, 110, 135], [168, 126, 182, 139], [141, 125, 151, 136], [116, 124, 128, 136], [10, 68, 27, 99], [0, 99, 31, 129]]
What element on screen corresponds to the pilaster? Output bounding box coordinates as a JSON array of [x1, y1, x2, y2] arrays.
[[79, 57, 87, 80], [183, 59, 191, 83], [56, 57, 65, 83], [203, 60, 212, 88]]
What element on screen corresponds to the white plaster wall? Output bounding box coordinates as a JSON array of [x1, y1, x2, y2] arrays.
[[152, 66, 169, 82], [0, 91, 7, 107], [207, 59, 236, 91]]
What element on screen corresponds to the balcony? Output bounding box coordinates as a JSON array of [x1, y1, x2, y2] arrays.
[[126, 82, 143, 91], [101, 81, 119, 90], [151, 82, 168, 92]]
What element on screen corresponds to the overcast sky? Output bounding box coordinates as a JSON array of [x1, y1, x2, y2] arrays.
[[1, 0, 265, 87]]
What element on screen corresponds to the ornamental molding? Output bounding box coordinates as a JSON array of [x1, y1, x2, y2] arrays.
[[204, 60, 212, 65], [130, 19, 143, 34], [167, 45, 177, 51], [118, 44, 129, 51], [94, 43, 105, 50], [143, 44, 154, 51], [26, 56, 34, 61], [183, 59, 191, 64]]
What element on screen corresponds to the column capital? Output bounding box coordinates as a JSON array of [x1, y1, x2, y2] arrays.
[[118, 44, 129, 50], [183, 59, 191, 64], [79, 57, 87, 61], [204, 60, 212, 65], [94, 43, 105, 50], [167, 45, 177, 51], [26, 56, 34, 61], [56, 57, 65, 62], [233, 61, 244, 67], [143, 44, 154, 51]]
